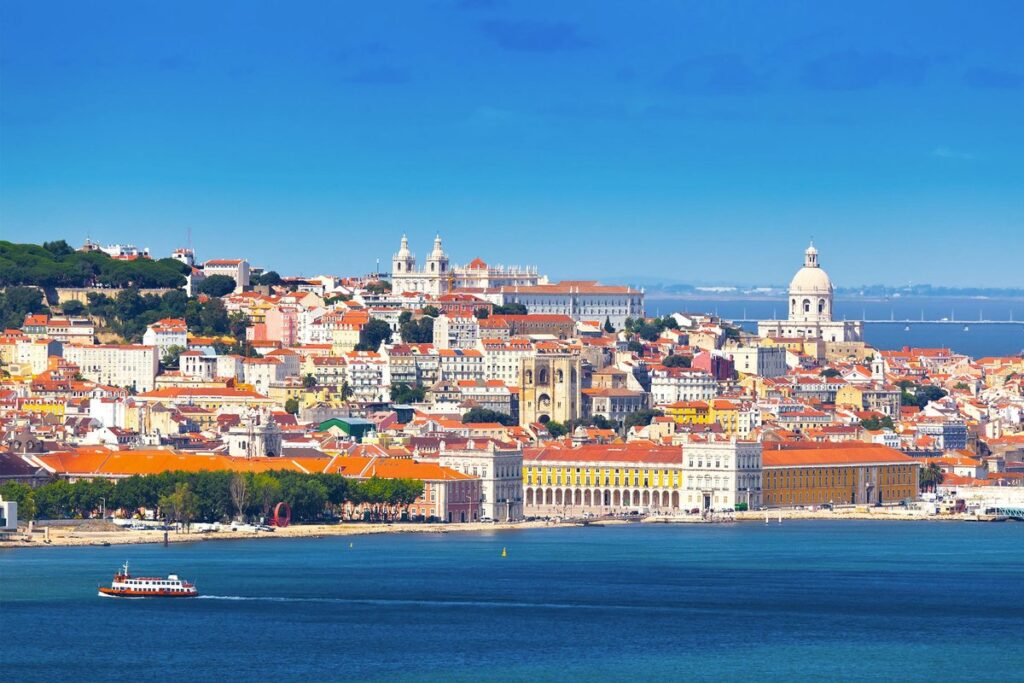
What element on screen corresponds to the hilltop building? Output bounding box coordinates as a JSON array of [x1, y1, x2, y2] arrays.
[[390, 234, 546, 296], [757, 243, 863, 343]]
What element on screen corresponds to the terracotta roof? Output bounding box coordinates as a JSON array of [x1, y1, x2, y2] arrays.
[[525, 443, 681, 465], [763, 444, 917, 468]]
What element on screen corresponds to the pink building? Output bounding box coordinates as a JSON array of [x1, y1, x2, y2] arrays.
[[693, 350, 734, 381], [265, 306, 299, 346]]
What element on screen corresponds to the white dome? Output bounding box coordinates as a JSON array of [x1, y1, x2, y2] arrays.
[[789, 266, 833, 294]]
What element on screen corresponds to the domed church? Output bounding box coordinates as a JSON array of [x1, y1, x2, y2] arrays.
[[757, 243, 863, 342]]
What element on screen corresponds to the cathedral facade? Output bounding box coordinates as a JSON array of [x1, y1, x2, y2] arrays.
[[390, 234, 546, 296], [757, 243, 863, 343]]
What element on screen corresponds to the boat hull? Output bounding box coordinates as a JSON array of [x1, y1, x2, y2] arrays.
[[98, 587, 198, 598]]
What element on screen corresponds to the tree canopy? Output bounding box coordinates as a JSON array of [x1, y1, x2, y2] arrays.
[[5, 471, 425, 524], [492, 303, 528, 315], [462, 407, 516, 426], [0, 286, 50, 329], [197, 274, 236, 297], [0, 240, 188, 288], [356, 318, 393, 351]]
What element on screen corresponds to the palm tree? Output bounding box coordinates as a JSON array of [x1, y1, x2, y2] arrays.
[[919, 463, 945, 493]]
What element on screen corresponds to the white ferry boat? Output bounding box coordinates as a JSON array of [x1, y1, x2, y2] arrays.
[[98, 562, 198, 598]]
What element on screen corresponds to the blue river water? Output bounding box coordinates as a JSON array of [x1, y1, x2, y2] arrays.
[[2, 522, 1023, 682], [647, 296, 1024, 358]]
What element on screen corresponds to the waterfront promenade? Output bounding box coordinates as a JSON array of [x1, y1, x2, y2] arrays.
[[2, 507, 1007, 550]]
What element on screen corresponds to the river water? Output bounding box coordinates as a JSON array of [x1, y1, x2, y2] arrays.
[[2, 521, 1022, 682], [646, 296, 1024, 358]]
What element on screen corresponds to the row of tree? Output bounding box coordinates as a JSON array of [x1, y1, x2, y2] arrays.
[[0, 471, 424, 525], [0, 240, 189, 288]]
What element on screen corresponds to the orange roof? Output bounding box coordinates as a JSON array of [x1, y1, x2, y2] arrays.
[[526, 443, 681, 465], [763, 444, 917, 468]]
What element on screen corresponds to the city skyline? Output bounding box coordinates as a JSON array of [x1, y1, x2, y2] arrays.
[[2, 1, 1023, 286]]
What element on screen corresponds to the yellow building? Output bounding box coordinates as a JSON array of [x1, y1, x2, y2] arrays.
[[662, 401, 711, 426], [709, 399, 739, 435], [21, 400, 66, 418], [524, 443, 686, 512], [762, 444, 919, 507]]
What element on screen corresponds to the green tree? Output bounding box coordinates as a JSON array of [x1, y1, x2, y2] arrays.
[[421, 305, 441, 318], [162, 344, 186, 370], [284, 397, 300, 414], [462, 407, 516, 426], [627, 339, 644, 354], [250, 473, 283, 521], [197, 274, 236, 297], [159, 482, 199, 531], [61, 300, 86, 316], [546, 420, 569, 437], [662, 354, 691, 368], [820, 368, 841, 378], [303, 373, 318, 389], [391, 383, 426, 404], [357, 318, 393, 351], [399, 316, 433, 343], [493, 303, 527, 315], [0, 285, 50, 329], [473, 307, 490, 319], [0, 482, 37, 520], [623, 408, 663, 431], [603, 316, 615, 333], [919, 463, 945, 492], [254, 271, 283, 287]]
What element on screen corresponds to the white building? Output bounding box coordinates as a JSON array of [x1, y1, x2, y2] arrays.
[[15, 338, 62, 375], [438, 440, 524, 521], [437, 348, 485, 382], [649, 367, 718, 405], [497, 281, 644, 328], [0, 495, 18, 531], [757, 243, 863, 342], [479, 338, 535, 386], [203, 258, 251, 291], [142, 318, 188, 359], [681, 438, 763, 512], [390, 234, 546, 297], [64, 344, 159, 392], [390, 234, 450, 296], [45, 317, 95, 346], [433, 313, 480, 350], [180, 351, 217, 380], [171, 248, 195, 267], [728, 346, 787, 378]]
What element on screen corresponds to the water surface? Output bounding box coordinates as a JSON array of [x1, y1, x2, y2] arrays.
[[2, 522, 1022, 682]]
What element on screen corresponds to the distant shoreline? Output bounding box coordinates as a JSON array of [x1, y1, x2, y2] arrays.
[[1, 510, 1009, 550], [644, 292, 1024, 304]]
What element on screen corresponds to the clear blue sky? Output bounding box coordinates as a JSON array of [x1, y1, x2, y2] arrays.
[[1, 1, 1022, 287]]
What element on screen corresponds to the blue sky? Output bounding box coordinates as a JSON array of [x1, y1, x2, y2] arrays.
[[1, 1, 1022, 287]]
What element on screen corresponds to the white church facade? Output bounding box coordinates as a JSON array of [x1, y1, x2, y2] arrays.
[[390, 234, 547, 296], [757, 243, 863, 343]]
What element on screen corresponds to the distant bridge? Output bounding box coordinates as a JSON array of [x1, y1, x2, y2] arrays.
[[731, 319, 1024, 326]]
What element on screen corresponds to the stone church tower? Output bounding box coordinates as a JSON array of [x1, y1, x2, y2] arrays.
[[518, 351, 581, 427]]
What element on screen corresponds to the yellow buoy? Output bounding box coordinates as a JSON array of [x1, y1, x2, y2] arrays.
[[501, 547, 507, 558]]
